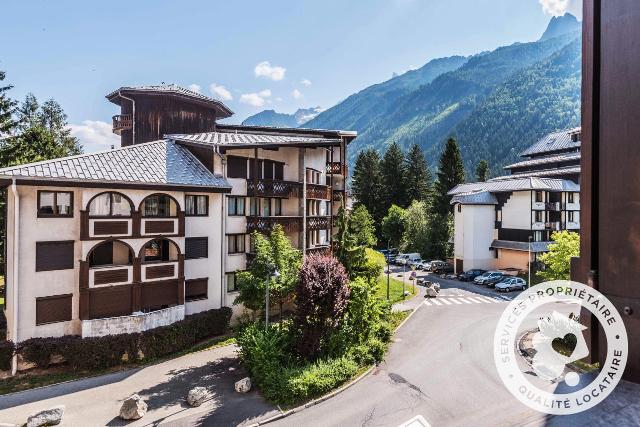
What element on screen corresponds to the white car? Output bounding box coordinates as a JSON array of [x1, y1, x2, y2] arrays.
[[495, 277, 527, 292], [474, 271, 503, 285]]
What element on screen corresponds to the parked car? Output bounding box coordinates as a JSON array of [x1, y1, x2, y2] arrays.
[[416, 261, 430, 271], [394, 254, 409, 265], [408, 258, 423, 269], [433, 262, 454, 274], [495, 277, 527, 292], [474, 271, 504, 286], [398, 253, 421, 266], [458, 269, 487, 282], [378, 249, 398, 264], [429, 260, 447, 272]]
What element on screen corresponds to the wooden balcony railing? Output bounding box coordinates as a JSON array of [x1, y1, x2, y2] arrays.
[[112, 114, 133, 135], [247, 216, 303, 233], [326, 162, 347, 175], [307, 215, 331, 230], [306, 183, 331, 200], [306, 245, 331, 256], [247, 179, 302, 198], [80, 210, 184, 240]]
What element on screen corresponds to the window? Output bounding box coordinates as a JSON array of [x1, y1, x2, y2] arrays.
[[534, 231, 543, 242], [306, 168, 322, 184], [228, 234, 245, 254], [228, 197, 245, 216], [38, 191, 73, 217], [142, 194, 177, 217], [535, 211, 543, 223], [249, 198, 259, 216], [185, 237, 208, 259], [185, 278, 208, 301], [568, 211, 575, 222], [88, 192, 131, 217], [185, 195, 208, 216], [457, 204, 461, 213], [141, 238, 179, 263], [263, 199, 271, 216], [89, 241, 133, 267], [307, 200, 321, 216], [249, 159, 264, 180], [227, 156, 248, 179], [274, 162, 284, 180], [535, 191, 543, 203], [568, 192, 575, 203], [264, 160, 274, 180], [274, 198, 282, 216], [36, 241, 74, 272], [226, 273, 238, 292], [36, 294, 72, 325]]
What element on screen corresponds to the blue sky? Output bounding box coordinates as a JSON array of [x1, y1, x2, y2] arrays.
[[0, 0, 581, 152]]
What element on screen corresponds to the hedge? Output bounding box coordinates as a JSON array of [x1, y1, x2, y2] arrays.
[[16, 307, 231, 372], [0, 340, 13, 371]]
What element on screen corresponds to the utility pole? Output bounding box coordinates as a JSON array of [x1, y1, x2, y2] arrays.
[[528, 236, 532, 288], [386, 240, 391, 301]]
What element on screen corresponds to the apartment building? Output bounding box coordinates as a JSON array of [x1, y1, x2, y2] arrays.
[[1, 85, 355, 343], [449, 128, 581, 274]]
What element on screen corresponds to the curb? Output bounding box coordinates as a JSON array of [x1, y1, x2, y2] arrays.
[[250, 301, 422, 426]]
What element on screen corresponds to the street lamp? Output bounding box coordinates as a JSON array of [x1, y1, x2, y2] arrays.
[[528, 236, 532, 288], [386, 239, 391, 301], [266, 266, 280, 331]]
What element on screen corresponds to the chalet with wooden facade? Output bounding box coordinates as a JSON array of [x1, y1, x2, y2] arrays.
[[449, 128, 581, 274], [0, 84, 355, 348]]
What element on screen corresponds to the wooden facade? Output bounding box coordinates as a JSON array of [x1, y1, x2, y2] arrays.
[[574, 0, 640, 383]]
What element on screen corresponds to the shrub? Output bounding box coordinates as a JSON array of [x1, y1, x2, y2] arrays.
[[284, 356, 358, 403], [0, 340, 14, 371], [19, 337, 60, 369]]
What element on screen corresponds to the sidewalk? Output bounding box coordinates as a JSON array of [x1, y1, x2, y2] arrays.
[[0, 344, 279, 426]]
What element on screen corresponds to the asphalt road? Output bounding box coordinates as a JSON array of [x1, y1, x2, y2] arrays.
[[273, 272, 555, 427]]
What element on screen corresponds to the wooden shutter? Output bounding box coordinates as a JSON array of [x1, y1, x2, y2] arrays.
[[88, 286, 132, 319], [141, 280, 179, 311], [36, 241, 75, 272], [185, 278, 208, 301], [146, 264, 175, 279], [263, 160, 274, 180], [36, 294, 72, 325], [227, 156, 248, 178], [274, 162, 284, 180], [185, 237, 208, 259]]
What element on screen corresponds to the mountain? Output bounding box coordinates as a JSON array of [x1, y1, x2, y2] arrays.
[[302, 16, 581, 175], [539, 13, 581, 41], [242, 107, 323, 127]]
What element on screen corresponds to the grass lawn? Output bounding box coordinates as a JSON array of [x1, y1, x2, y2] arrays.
[[376, 274, 416, 303]]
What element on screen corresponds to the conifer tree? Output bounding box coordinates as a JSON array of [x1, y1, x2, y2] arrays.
[[381, 142, 407, 211], [405, 143, 433, 205], [475, 159, 489, 182], [0, 70, 16, 136], [433, 137, 465, 217], [351, 148, 383, 225]]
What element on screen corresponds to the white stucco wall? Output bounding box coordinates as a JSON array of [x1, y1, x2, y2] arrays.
[[501, 191, 533, 229], [454, 204, 496, 272]]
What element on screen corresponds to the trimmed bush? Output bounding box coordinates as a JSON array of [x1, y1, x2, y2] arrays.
[[19, 307, 232, 372], [0, 340, 14, 371]]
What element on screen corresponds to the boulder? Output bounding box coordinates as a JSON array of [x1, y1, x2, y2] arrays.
[[26, 405, 65, 427], [235, 377, 252, 393], [119, 394, 147, 420], [426, 287, 438, 298], [432, 283, 441, 292], [187, 387, 210, 407]]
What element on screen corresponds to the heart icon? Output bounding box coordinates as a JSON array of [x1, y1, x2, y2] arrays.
[[552, 333, 577, 357]]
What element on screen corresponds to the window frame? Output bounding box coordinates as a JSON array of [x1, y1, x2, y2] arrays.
[[185, 237, 209, 260], [35, 240, 75, 272], [185, 278, 209, 302], [185, 194, 209, 217], [227, 234, 246, 255], [534, 191, 543, 203], [568, 211, 575, 222], [37, 190, 74, 218], [140, 194, 179, 218], [35, 294, 73, 325], [228, 197, 246, 216], [87, 191, 133, 218], [568, 192, 575, 203]]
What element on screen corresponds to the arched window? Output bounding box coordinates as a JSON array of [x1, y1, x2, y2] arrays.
[[140, 238, 180, 263], [88, 192, 133, 217], [141, 194, 178, 217], [88, 240, 134, 268]]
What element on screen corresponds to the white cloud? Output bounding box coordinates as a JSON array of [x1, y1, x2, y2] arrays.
[[301, 79, 312, 86], [70, 120, 120, 153], [254, 61, 286, 81], [210, 83, 233, 101], [258, 89, 272, 98], [292, 89, 303, 99], [188, 83, 201, 93], [539, 0, 581, 17]]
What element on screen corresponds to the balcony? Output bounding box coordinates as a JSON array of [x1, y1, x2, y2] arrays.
[[247, 179, 301, 198], [306, 183, 331, 200], [89, 265, 133, 287], [112, 114, 133, 135], [332, 189, 347, 202], [247, 216, 303, 233], [532, 201, 545, 210], [142, 261, 179, 282], [545, 221, 561, 231], [306, 245, 331, 256], [566, 221, 580, 230], [532, 222, 546, 230], [141, 213, 184, 237], [545, 202, 561, 211], [82, 304, 185, 337], [307, 215, 331, 230], [326, 162, 347, 175]]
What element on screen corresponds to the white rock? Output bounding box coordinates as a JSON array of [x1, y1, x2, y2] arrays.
[[432, 283, 441, 292], [119, 394, 147, 420], [235, 377, 252, 393], [426, 287, 438, 298], [187, 386, 210, 407], [26, 405, 65, 427]]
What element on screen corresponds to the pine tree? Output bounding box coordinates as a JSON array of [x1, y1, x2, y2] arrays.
[[433, 137, 465, 218], [405, 143, 433, 205], [351, 148, 383, 225], [381, 142, 407, 211], [0, 70, 16, 136], [348, 205, 377, 248], [475, 159, 489, 182]]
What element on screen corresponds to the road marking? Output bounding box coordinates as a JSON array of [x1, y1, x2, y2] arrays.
[[440, 298, 452, 305], [467, 297, 488, 303], [448, 298, 463, 304], [456, 297, 473, 304], [431, 300, 443, 306], [423, 300, 431, 306], [479, 296, 501, 303], [497, 295, 513, 301]]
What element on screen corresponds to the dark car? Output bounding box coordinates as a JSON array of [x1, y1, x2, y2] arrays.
[[484, 272, 506, 288], [458, 269, 487, 282], [433, 262, 454, 274]]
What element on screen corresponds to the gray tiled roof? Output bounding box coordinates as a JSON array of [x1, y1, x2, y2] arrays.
[[451, 190, 498, 205], [521, 127, 581, 157], [0, 140, 231, 190], [505, 152, 580, 169], [448, 176, 579, 195], [510, 166, 581, 178], [167, 131, 341, 146], [491, 240, 551, 252]]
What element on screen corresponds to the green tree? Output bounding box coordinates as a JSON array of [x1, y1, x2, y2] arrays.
[[475, 159, 490, 182], [381, 204, 406, 249], [405, 143, 433, 205], [0, 70, 16, 135], [537, 231, 580, 281], [401, 201, 430, 256], [348, 205, 377, 248], [381, 142, 407, 211], [351, 149, 383, 225], [433, 137, 465, 218], [234, 225, 302, 320], [16, 93, 40, 131], [334, 205, 367, 279]]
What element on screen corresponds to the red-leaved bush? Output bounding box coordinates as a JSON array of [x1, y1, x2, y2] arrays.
[[294, 254, 350, 359]]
